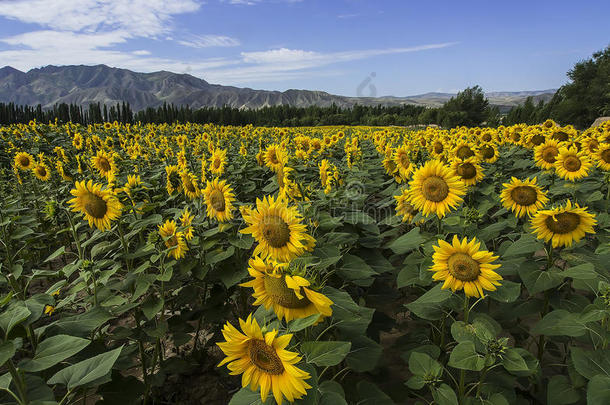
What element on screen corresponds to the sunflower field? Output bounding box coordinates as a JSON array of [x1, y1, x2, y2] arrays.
[[0, 119, 609, 405]]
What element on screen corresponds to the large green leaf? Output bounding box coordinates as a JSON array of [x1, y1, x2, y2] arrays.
[[0, 341, 16, 367], [20, 335, 90, 372], [448, 341, 485, 371], [48, 346, 123, 389], [502, 348, 529, 372], [345, 336, 382, 372], [502, 234, 542, 257], [547, 375, 580, 405], [356, 381, 394, 405], [0, 303, 31, 337], [48, 307, 113, 337], [531, 310, 586, 337], [432, 384, 458, 405], [337, 254, 377, 287], [301, 341, 351, 367], [571, 347, 610, 379], [387, 227, 424, 254], [406, 284, 453, 320], [587, 375, 610, 405], [409, 351, 442, 377]]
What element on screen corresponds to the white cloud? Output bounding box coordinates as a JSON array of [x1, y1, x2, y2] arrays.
[[178, 34, 241, 48]]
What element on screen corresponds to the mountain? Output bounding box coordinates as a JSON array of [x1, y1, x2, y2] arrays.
[[0, 65, 556, 112]]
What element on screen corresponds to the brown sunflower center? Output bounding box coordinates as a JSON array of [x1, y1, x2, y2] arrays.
[[434, 142, 444, 154], [263, 275, 311, 309], [269, 152, 279, 164], [531, 134, 545, 145], [399, 154, 410, 167], [600, 149, 610, 163], [482, 133, 492, 142], [563, 156, 582, 172], [262, 215, 291, 248], [98, 157, 111, 173], [19, 156, 30, 166], [456, 163, 477, 179], [447, 252, 480, 282], [184, 178, 196, 193], [456, 145, 474, 159], [422, 176, 449, 202], [213, 158, 221, 169], [480, 145, 494, 159], [209, 189, 226, 211], [552, 131, 569, 142], [36, 166, 47, 177], [248, 339, 285, 375], [541, 146, 558, 163], [82, 192, 108, 219], [545, 212, 581, 234], [510, 186, 538, 206], [169, 172, 181, 189], [588, 140, 599, 152]]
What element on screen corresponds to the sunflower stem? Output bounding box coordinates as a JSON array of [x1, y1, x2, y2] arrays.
[[66, 207, 84, 261], [458, 295, 470, 404]]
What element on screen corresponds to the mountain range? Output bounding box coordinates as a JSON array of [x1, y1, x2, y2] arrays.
[[0, 65, 556, 112]]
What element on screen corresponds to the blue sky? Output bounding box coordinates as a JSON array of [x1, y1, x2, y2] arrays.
[[0, 0, 608, 96]]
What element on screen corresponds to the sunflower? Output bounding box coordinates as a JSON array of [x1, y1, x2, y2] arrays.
[[14, 152, 34, 170], [554, 147, 591, 181], [594, 144, 610, 171], [72, 132, 83, 150], [453, 142, 476, 159], [68, 180, 122, 231], [430, 140, 446, 158], [241, 195, 312, 262], [158, 219, 189, 259], [382, 154, 401, 183], [165, 165, 182, 195], [33, 163, 51, 181], [55, 161, 73, 182], [393, 145, 413, 180], [180, 170, 200, 199], [217, 314, 311, 405], [407, 160, 466, 218], [430, 235, 502, 298], [179, 208, 194, 240], [91, 150, 117, 181], [240, 256, 333, 322], [477, 143, 499, 163], [209, 148, 227, 176], [395, 189, 418, 223], [582, 136, 600, 155], [264, 144, 287, 173], [451, 157, 484, 186], [531, 200, 596, 248], [202, 178, 236, 222], [533, 139, 561, 170], [500, 177, 548, 218]]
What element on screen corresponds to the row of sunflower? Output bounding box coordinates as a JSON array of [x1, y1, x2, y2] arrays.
[[0, 118, 608, 404]]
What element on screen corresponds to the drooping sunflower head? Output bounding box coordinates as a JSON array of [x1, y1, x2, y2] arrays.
[[500, 177, 548, 218], [240, 195, 312, 262], [531, 200, 596, 248], [14, 152, 34, 170], [430, 235, 502, 298], [180, 170, 200, 199], [554, 147, 591, 181], [33, 163, 51, 181], [407, 160, 466, 218], [240, 256, 333, 322], [395, 189, 419, 223], [264, 144, 287, 173], [393, 145, 413, 180], [203, 178, 236, 222], [158, 219, 189, 259], [68, 180, 122, 231], [533, 139, 561, 170], [594, 143, 610, 171], [217, 314, 311, 405], [179, 208, 194, 240], [165, 165, 182, 195], [451, 157, 484, 186]]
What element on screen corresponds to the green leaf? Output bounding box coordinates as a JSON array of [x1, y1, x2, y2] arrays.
[[561, 263, 597, 280], [387, 227, 424, 254], [337, 254, 377, 287], [49, 307, 113, 337], [587, 375, 610, 405], [47, 346, 123, 389], [502, 348, 529, 372], [0, 372, 11, 391], [319, 392, 348, 405], [205, 246, 235, 265], [519, 266, 563, 295], [20, 335, 90, 372], [356, 381, 394, 405], [228, 386, 271, 405], [286, 314, 320, 332], [0, 341, 16, 367], [301, 341, 351, 367], [432, 384, 458, 405], [142, 296, 164, 321], [487, 280, 521, 302], [43, 246, 65, 263], [532, 310, 586, 337], [448, 341, 485, 371], [451, 321, 476, 343], [0, 303, 31, 337], [406, 284, 453, 320], [547, 375, 580, 405], [409, 351, 442, 377], [502, 234, 542, 257], [571, 347, 610, 379], [345, 336, 382, 372], [323, 287, 374, 337]]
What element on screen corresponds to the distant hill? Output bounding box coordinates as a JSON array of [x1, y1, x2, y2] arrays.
[[0, 65, 556, 112]]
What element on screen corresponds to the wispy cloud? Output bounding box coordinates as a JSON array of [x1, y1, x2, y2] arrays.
[[178, 34, 241, 48]]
